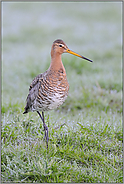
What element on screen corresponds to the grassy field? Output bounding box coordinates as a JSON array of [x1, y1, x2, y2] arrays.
[[1, 2, 123, 183]]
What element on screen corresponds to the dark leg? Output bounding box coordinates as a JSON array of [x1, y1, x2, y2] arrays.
[[42, 112, 49, 143], [37, 111, 49, 148]]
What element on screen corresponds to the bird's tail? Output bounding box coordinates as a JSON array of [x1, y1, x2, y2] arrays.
[[23, 106, 29, 114], [23, 110, 28, 114]]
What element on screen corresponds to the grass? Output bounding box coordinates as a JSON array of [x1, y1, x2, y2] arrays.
[[1, 2, 123, 183], [1, 111, 122, 182]]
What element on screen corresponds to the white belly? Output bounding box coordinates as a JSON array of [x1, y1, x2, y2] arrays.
[[49, 93, 67, 110]]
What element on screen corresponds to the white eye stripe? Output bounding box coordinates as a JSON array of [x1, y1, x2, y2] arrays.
[[59, 44, 65, 47], [54, 43, 66, 49]]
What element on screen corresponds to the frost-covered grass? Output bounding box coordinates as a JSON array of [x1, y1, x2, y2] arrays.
[[1, 2, 122, 183]]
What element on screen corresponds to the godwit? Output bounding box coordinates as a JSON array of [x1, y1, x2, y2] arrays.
[[23, 39, 93, 148]]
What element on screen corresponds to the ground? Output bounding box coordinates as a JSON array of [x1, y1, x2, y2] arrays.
[[1, 2, 122, 183]]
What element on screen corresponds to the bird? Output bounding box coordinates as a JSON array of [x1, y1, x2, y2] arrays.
[[23, 39, 93, 148]]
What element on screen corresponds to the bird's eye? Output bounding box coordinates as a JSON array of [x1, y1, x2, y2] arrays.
[[59, 44, 62, 47]]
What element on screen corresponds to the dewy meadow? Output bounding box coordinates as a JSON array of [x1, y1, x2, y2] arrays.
[[1, 2, 122, 183]]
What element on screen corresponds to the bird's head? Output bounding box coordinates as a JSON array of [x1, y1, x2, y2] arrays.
[[51, 39, 93, 62]]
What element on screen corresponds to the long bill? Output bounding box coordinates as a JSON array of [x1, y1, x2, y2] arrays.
[[66, 49, 93, 62]]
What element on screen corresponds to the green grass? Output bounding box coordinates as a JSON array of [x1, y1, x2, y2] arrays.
[[1, 2, 122, 183]]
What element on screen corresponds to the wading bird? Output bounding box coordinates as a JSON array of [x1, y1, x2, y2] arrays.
[[23, 39, 93, 148]]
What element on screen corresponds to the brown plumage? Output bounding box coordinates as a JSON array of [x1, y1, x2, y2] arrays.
[[23, 39, 93, 148]]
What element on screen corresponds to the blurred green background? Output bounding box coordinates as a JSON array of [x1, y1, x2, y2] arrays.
[[1, 2, 122, 183], [2, 2, 122, 107]]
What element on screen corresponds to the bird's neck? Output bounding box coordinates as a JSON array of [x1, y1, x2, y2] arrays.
[[49, 53, 66, 72]]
